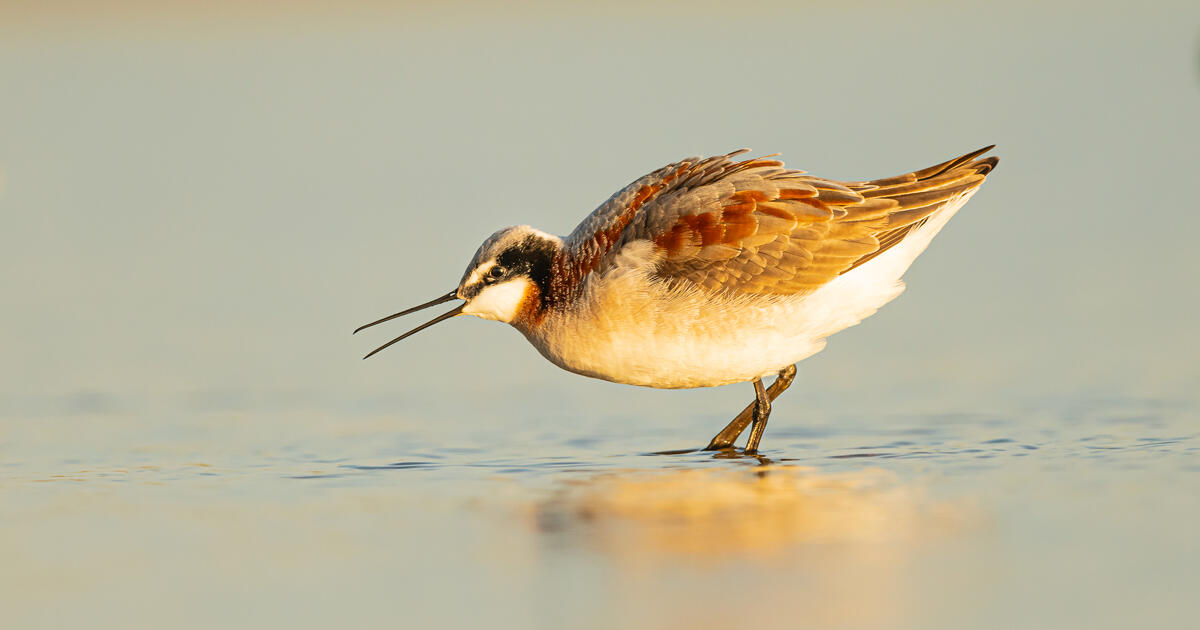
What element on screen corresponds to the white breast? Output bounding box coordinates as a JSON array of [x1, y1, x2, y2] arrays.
[[520, 191, 976, 389]]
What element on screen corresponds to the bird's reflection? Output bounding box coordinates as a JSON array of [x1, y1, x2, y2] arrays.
[[534, 464, 973, 561]]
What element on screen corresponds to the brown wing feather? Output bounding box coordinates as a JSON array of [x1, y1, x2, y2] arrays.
[[650, 147, 998, 295]]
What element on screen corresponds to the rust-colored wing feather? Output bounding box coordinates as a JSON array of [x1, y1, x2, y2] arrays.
[[559, 147, 997, 298]]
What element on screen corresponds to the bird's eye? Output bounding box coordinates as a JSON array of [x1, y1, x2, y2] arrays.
[[483, 265, 505, 284]]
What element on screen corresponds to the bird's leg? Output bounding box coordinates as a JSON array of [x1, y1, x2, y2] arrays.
[[704, 365, 797, 451], [743, 378, 772, 455]]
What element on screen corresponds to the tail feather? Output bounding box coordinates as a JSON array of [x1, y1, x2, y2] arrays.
[[844, 146, 998, 272]]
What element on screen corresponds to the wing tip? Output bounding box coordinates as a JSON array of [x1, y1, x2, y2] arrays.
[[915, 144, 999, 180], [974, 155, 999, 175]]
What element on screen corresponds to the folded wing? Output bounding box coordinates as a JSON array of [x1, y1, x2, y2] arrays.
[[562, 147, 997, 297]]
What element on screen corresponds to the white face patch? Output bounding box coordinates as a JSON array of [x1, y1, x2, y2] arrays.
[[462, 277, 532, 323], [464, 260, 497, 287]]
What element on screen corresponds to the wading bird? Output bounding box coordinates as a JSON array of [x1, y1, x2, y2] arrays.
[[356, 147, 997, 454]]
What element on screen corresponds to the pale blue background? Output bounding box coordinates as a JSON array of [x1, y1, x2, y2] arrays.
[[2, 2, 1198, 628]]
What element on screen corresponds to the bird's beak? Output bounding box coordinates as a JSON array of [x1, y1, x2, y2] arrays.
[[354, 290, 464, 359]]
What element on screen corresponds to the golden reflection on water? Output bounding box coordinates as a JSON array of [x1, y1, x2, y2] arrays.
[[527, 465, 980, 628], [534, 465, 974, 561]]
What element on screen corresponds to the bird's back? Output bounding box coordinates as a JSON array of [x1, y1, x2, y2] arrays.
[[560, 146, 997, 300]]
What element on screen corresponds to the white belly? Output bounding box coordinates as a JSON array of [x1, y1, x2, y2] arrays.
[[522, 193, 974, 389], [527, 289, 830, 388]]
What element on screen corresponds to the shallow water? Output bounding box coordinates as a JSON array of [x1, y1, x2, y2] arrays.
[[3, 394, 1197, 629]]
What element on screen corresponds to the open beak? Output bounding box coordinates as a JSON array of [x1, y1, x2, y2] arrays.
[[354, 290, 464, 359]]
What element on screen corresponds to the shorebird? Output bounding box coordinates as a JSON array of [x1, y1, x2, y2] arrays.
[[356, 146, 998, 454]]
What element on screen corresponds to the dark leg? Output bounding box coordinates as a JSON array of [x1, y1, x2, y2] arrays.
[[743, 379, 771, 455], [704, 365, 797, 451]]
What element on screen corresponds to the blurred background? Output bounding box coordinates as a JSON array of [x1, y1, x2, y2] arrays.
[[1, 1, 1198, 629]]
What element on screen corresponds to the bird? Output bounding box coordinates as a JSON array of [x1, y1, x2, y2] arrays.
[[355, 146, 998, 454]]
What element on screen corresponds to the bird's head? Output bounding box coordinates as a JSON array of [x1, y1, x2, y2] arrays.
[[354, 226, 562, 359]]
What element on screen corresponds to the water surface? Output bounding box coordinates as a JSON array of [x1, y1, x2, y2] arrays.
[[3, 393, 1196, 629]]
